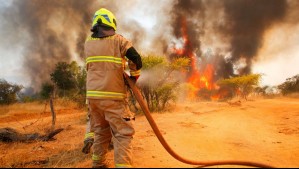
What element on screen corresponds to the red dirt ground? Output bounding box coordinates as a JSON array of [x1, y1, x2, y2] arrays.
[[0, 97, 299, 168]]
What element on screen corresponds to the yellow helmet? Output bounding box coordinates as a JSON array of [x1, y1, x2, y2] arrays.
[[92, 8, 117, 31]]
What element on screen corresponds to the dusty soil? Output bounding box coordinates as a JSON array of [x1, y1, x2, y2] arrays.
[[0, 97, 299, 168]]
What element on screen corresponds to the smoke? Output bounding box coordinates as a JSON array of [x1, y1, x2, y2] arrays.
[[113, 0, 173, 55], [0, 0, 173, 90], [1, 0, 298, 91], [167, 0, 291, 79], [0, 0, 100, 90], [170, 0, 205, 60], [221, 0, 288, 74], [121, 19, 147, 51]]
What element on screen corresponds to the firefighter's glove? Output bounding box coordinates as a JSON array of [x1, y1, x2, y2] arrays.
[[82, 138, 94, 154], [129, 76, 138, 84]]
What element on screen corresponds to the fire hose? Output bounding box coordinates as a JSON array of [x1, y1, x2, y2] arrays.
[[124, 73, 274, 168]]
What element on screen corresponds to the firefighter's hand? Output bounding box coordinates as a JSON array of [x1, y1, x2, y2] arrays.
[[129, 76, 137, 83]]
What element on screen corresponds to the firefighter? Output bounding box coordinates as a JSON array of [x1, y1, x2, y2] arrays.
[[84, 8, 142, 168]]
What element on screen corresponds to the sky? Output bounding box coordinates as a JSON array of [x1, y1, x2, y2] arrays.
[[0, 0, 299, 88]]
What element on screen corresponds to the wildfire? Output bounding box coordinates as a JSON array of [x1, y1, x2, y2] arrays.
[[188, 66, 213, 88], [187, 64, 217, 99], [172, 17, 217, 99]]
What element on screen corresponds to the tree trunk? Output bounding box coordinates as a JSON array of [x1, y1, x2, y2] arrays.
[[50, 98, 56, 130]]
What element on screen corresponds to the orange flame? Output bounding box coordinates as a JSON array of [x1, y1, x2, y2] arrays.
[[187, 64, 217, 98], [172, 17, 218, 99]]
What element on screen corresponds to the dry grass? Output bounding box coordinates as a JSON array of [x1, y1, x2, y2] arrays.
[[0, 99, 92, 168], [0, 107, 9, 116]]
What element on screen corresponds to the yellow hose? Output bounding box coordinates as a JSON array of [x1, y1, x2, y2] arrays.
[[124, 73, 274, 168]]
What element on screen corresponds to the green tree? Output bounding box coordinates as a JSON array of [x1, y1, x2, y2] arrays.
[[40, 82, 54, 100], [68, 61, 87, 107], [49, 61, 86, 107], [0, 79, 23, 105], [70, 61, 87, 95], [50, 62, 76, 96], [278, 74, 299, 95], [217, 74, 262, 100]]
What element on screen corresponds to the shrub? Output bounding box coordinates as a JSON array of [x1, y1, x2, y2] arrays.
[[0, 79, 23, 105], [136, 55, 189, 111]]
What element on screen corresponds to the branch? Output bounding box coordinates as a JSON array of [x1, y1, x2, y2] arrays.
[[0, 127, 64, 143]]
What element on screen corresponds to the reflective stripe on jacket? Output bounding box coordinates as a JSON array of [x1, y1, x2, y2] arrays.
[[84, 34, 132, 100]]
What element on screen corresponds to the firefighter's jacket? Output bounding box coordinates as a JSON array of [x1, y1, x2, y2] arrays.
[[84, 34, 140, 100]]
